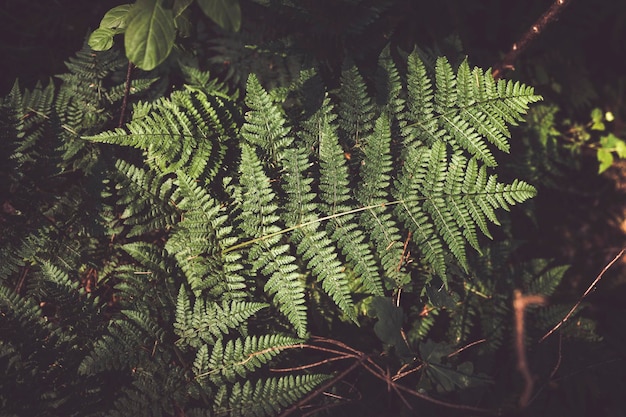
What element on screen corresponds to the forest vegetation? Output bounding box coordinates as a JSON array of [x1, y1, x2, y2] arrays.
[[2, 1, 626, 416]]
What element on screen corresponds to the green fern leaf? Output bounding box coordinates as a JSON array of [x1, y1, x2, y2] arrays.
[[214, 374, 331, 417], [356, 114, 410, 288], [281, 147, 356, 321], [242, 74, 292, 162], [84, 89, 230, 181], [235, 143, 308, 337], [201, 334, 302, 383], [167, 173, 246, 298], [337, 63, 375, 148]]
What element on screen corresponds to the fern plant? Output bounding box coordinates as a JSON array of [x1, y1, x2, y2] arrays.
[[7, 31, 594, 415], [65, 46, 539, 415]]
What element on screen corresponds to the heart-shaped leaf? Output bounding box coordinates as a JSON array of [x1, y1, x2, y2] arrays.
[[101, 4, 133, 30], [89, 28, 116, 51]]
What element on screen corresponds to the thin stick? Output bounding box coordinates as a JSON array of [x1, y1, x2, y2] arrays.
[[539, 248, 625, 343], [360, 361, 494, 414], [118, 61, 134, 128], [270, 355, 354, 372], [492, 0, 573, 80], [222, 201, 404, 254], [277, 359, 362, 417], [447, 338, 487, 358], [15, 266, 29, 294], [513, 290, 547, 408]]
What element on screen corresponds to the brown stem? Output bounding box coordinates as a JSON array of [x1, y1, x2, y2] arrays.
[[492, 0, 573, 80], [277, 359, 363, 417], [118, 61, 134, 128], [360, 360, 495, 414], [539, 248, 625, 343], [513, 290, 547, 408], [270, 355, 354, 372]]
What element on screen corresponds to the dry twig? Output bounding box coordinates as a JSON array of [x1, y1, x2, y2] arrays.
[[539, 248, 625, 343], [513, 290, 547, 408], [492, 0, 573, 79]]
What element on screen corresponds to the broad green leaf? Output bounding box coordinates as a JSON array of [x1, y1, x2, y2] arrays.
[[88, 28, 115, 51], [174, 0, 194, 18], [591, 108, 605, 131], [196, 0, 241, 32], [615, 137, 626, 158], [175, 11, 193, 37], [100, 4, 132, 30], [597, 148, 613, 173], [427, 361, 491, 392], [369, 296, 412, 359], [125, 0, 176, 70]]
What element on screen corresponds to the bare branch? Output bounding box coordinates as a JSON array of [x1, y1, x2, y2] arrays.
[[513, 290, 547, 408], [492, 0, 573, 80], [539, 248, 625, 343]]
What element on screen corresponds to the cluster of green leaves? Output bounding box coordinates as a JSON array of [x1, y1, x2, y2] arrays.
[[90, 0, 242, 70]]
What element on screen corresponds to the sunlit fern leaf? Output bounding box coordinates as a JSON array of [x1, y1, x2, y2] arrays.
[[394, 143, 447, 276], [84, 89, 231, 181], [404, 52, 541, 167], [280, 146, 356, 322], [444, 152, 480, 251], [214, 374, 331, 417], [167, 173, 246, 298], [201, 334, 302, 384], [309, 96, 384, 296], [394, 140, 536, 278], [404, 50, 440, 146], [337, 62, 376, 148], [242, 74, 292, 162], [234, 143, 307, 337], [356, 114, 410, 288]]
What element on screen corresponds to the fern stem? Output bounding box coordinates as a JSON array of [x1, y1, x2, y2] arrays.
[[222, 201, 404, 254], [118, 60, 134, 127]]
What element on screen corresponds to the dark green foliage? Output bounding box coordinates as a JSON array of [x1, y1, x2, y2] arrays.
[[2, 10, 619, 414]]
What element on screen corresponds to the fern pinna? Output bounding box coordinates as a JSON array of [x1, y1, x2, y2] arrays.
[[75, 47, 543, 415]]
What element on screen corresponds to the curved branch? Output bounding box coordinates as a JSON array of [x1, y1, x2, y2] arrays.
[[492, 0, 573, 80], [540, 248, 625, 343]]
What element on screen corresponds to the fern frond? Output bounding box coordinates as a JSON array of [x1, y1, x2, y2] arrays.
[[235, 143, 308, 336], [355, 114, 410, 288], [404, 50, 440, 146], [84, 89, 232, 181], [176, 287, 268, 347], [376, 46, 405, 123], [307, 97, 384, 296], [337, 63, 375, 148], [167, 173, 246, 298], [113, 160, 178, 236], [404, 52, 542, 166], [214, 374, 331, 417], [201, 334, 302, 383], [524, 260, 569, 297], [394, 142, 447, 276], [242, 74, 292, 162], [281, 147, 356, 321], [395, 140, 536, 277]]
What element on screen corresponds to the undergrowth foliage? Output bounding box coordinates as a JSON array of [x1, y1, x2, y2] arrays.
[[2, 37, 603, 416]]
